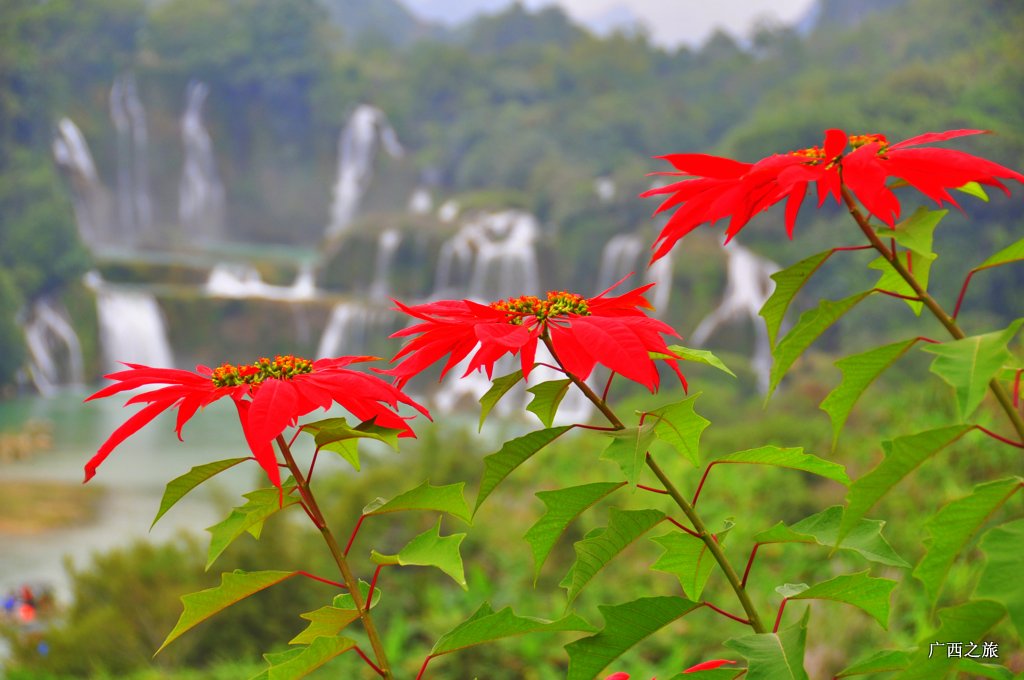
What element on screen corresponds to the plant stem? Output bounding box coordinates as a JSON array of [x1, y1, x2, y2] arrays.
[[277, 435, 393, 679], [542, 337, 768, 633], [841, 186, 1024, 445]]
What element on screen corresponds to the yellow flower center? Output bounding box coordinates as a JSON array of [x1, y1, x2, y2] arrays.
[[211, 354, 314, 387], [490, 291, 591, 325], [790, 133, 890, 164]]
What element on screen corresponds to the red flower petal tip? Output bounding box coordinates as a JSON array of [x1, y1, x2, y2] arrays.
[[683, 659, 737, 673]]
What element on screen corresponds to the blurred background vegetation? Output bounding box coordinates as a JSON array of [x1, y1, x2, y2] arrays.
[[1, 0, 1022, 676]]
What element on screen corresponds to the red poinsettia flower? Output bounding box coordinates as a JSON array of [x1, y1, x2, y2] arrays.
[[642, 128, 1024, 259], [385, 282, 686, 393], [682, 659, 738, 673], [85, 355, 428, 488]]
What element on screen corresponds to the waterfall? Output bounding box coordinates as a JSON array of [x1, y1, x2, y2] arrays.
[[317, 302, 395, 359], [86, 272, 174, 372], [179, 80, 225, 243], [205, 262, 317, 301], [325, 105, 404, 239], [408, 187, 433, 215], [369, 229, 403, 300], [690, 243, 779, 393], [594, 177, 616, 203], [595, 232, 673, 314], [110, 73, 153, 243], [52, 118, 112, 245], [22, 298, 85, 395]]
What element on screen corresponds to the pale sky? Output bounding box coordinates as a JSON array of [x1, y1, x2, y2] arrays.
[[402, 0, 820, 48]]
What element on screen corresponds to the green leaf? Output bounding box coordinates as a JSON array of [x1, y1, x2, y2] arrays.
[[651, 521, 733, 600], [875, 207, 945, 259], [362, 481, 471, 524], [760, 249, 835, 348], [891, 600, 1005, 680], [661, 345, 736, 377], [301, 417, 402, 471], [371, 518, 467, 589], [789, 571, 896, 629], [976, 236, 1024, 270], [600, 424, 656, 488], [839, 425, 973, 546], [647, 393, 710, 467], [205, 486, 299, 570], [158, 570, 297, 654], [431, 602, 596, 656], [754, 505, 909, 568], [956, 181, 989, 202], [260, 635, 356, 680], [562, 508, 666, 604], [565, 596, 702, 680], [835, 649, 911, 677], [526, 379, 572, 427], [289, 582, 381, 645], [869, 250, 934, 314], [775, 583, 809, 598], [478, 369, 524, 431], [524, 482, 625, 584], [725, 607, 809, 680], [956, 659, 1014, 680], [922, 319, 1024, 420], [713, 446, 850, 486], [152, 457, 250, 530], [976, 517, 1024, 639], [474, 426, 572, 515], [914, 477, 1022, 601], [820, 339, 919, 449], [768, 291, 874, 396]]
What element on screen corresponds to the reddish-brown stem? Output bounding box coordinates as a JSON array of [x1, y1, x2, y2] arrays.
[[841, 186, 1024, 446], [975, 425, 1024, 449], [602, 371, 616, 402], [572, 423, 622, 432], [367, 564, 386, 604], [741, 544, 761, 589], [287, 428, 303, 449], [534, 362, 564, 373], [952, 268, 984, 320], [692, 462, 719, 507], [297, 499, 325, 530], [1014, 370, 1022, 408], [704, 601, 752, 625], [915, 336, 941, 344], [638, 484, 670, 495], [832, 245, 876, 253], [416, 655, 434, 680], [773, 599, 790, 633], [666, 516, 701, 538], [344, 514, 368, 556], [276, 435, 393, 678], [872, 288, 922, 302], [353, 646, 386, 677], [296, 571, 348, 589], [306, 447, 321, 484]]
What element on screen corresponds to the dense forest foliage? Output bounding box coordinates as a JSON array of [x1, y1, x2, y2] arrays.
[[0, 0, 1022, 387]]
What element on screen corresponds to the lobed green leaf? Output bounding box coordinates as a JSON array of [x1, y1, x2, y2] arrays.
[[474, 426, 572, 515], [891, 600, 1005, 680], [725, 607, 809, 680], [562, 508, 666, 604], [838, 425, 972, 546], [789, 571, 896, 629], [650, 520, 733, 600], [913, 477, 1022, 601], [565, 596, 702, 680], [712, 445, 850, 486], [159, 570, 297, 654], [975, 518, 1024, 639], [152, 457, 250, 530], [768, 291, 875, 397], [526, 378, 572, 428], [921, 319, 1024, 421], [362, 480, 471, 524], [820, 339, 919, 449], [255, 635, 356, 680], [874, 207, 945, 259], [835, 649, 912, 677], [600, 424, 655, 488], [524, 482, 625, 584], [478, 369, 524, 431], [647, 393, 710, 467], [660, 345, 737, 377], [431, 602, 596, 656], [760, 249, 836, 348], [205, 485, 299, 570], [371, 518, 467, 589], [976, 236, 1024, 270], [288, 581, 381, 645], [302, 417, 402, 471]]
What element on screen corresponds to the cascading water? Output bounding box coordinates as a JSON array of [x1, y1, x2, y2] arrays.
[[205, 262, 318, 301], [408, 187, 433, 215], [21, 298, 85, 395], [325, 105, 404, 239], [52, 118, 112, 245], [179, 80, 225, 243], [595, 231, 674, 313], [690, 242, 778, 393], [369, 229, 403, 300], [110, 73, 153, 243], [85, 272, 174, 372]]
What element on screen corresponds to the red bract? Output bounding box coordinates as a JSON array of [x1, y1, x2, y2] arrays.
[[385, 282, 686, 393], [642, 129, 1024, 259], [683, 659, 737, 673], [85, 355, 428, 488]]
